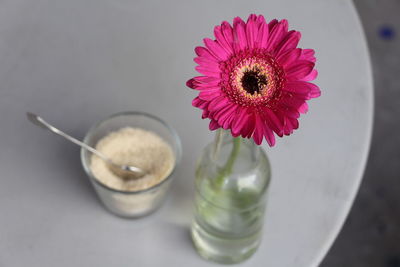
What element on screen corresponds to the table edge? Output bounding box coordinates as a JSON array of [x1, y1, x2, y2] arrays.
[[312, 1, 375, 266]]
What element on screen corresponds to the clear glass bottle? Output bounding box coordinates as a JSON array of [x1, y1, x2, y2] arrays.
[[191, 129, 271, 264]]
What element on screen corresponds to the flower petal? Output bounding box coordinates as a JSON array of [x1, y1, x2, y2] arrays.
[[256, 15, 267, 28], [204, 38, 229, 61], [194, 59, 220, 74], [285, 107, 301, 118], [263, 108, 284, 136], [298, 102, 308, 114], [209, 120, 220, 130], [280, 95, 306, 111], [256, 21, 269, 48], [195, 46, 218, 61], [216, 104, 237, 129], [214, 25, 233, 54], [283, 81, 312, 94], [194, 56, 220, 69], [283, 81, 320, 99], [192, 97, 207, 108], [195, 85, 220, 91], [233, 17, 247, 52], [266, 19, 288, 51], [195, 65, 220, 77], [285, 60, 315, 81], [253, 114, 264, 145], [192, 76, 220, 85], [199, 88, 221, 101], [187, 77, 221, 91], [242, 112, 256, 138], [246, 14, 258, 49], [300, 49, 316, 63], [208, 95, 229, 112], [290, 118, 299, 130], [201, 106, 211, 118], [309, 83, 321, 98], [211, 101, 234, 119], [186, 78, 196, 89], [231, 107, 249, 136], [268, 19, 278, 31], [261, 113, 276, 146], [284, 117, 299, 135], [221, 21, 234, 49], [222, 109, 237, 129], [274, 31, 301, 56], [301, 69, 318, 82], [276, 48, 301, 67]]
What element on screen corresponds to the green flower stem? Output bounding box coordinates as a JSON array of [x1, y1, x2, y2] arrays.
[[214, 136, 241, 189]]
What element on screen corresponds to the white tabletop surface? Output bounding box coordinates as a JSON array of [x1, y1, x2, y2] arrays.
[[0, 0, 373, 266]]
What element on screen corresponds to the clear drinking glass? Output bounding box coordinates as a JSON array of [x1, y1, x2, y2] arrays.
[[191, 129, 271, 264], [81, 111, 182, 218]]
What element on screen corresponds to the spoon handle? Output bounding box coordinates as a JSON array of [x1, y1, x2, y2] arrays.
[[26, 112, 112, 164]]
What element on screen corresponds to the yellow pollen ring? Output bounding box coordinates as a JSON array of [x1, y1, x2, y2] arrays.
[[234, 63, 274, 100]]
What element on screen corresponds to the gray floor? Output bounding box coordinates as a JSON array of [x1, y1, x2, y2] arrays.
[[321, 1, 400, 266]]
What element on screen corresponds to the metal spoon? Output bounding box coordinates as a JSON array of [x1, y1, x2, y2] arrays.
[[26, 112, 145, 179]]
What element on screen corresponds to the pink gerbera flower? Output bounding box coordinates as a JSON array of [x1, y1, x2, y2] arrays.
[[187, 14, 321, 146]]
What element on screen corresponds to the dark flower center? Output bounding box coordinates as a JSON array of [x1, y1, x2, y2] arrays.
[[241, 70, 268, 95]]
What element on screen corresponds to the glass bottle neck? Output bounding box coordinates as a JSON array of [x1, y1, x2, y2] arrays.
[[212, 129, 260, 164]]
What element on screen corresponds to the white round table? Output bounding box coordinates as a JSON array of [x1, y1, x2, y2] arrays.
[[0, 0, 373, 266]]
